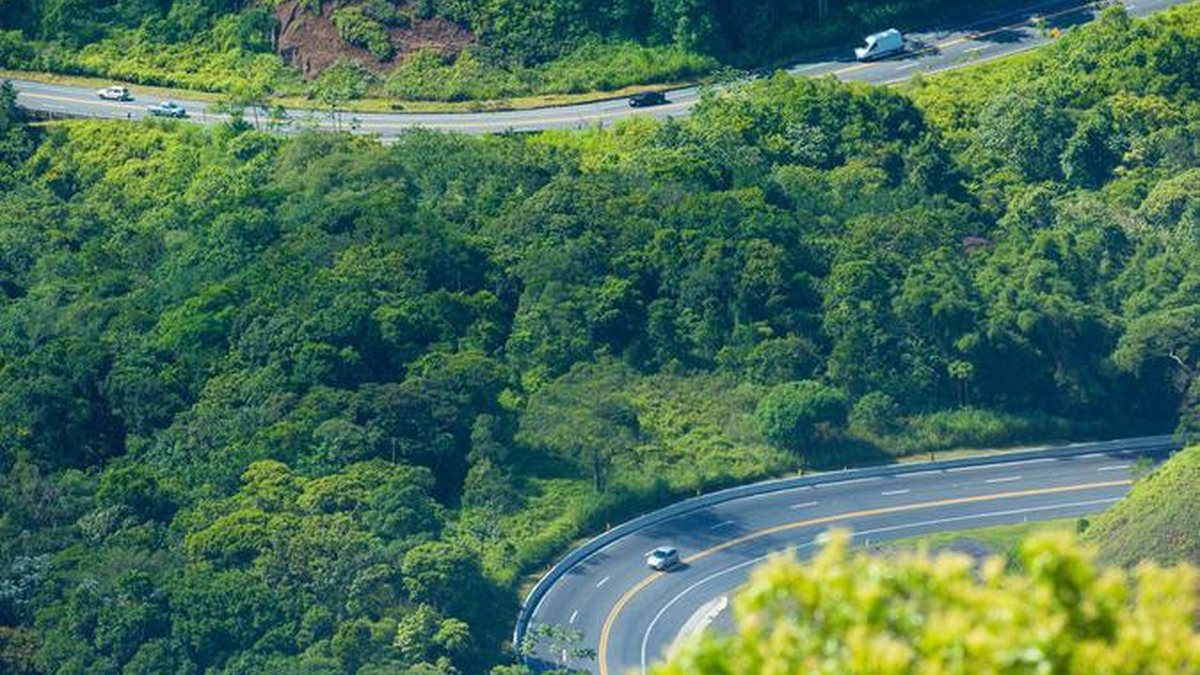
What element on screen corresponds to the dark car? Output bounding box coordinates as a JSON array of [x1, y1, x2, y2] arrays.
[[629, 91, 669, 108]]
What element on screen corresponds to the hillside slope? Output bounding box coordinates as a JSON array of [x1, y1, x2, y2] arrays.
[[1084, 445, 1200, 567], [1, 4, 1199, 674], [0, 0, 1036, 101]]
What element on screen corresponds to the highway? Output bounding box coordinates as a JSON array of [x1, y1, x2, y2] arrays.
[[6, 0, 1189, 136], [521, 435, 1180, 674]]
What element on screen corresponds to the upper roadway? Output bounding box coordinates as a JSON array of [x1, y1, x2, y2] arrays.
[[7, 0, 1190, 136], [523, 435, 1181, 674]]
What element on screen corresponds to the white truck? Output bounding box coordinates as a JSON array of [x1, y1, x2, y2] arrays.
[[855, 28, 905, 61]]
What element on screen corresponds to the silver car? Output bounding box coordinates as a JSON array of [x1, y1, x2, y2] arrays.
[[147, 101, 187, 118], [646, 546, 680, 571]]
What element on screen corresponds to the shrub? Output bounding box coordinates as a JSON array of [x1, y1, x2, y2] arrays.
[[331, 7, 394, 60], [849, 391, 901, 436], [360, 0, 411, 27], [755, 380, 849, 458], [0, 31, 36, 69], [657, 531, 1200, 674]]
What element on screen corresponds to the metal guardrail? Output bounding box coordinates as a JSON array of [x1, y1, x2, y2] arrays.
[[512, 433, 1181, 659]]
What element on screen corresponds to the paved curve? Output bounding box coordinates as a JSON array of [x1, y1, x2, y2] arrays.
[[7, 0, 1189, 136], [525, 435, 1180, 674]]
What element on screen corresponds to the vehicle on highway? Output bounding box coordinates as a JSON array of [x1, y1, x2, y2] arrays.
[[97, 86, 132, 101], [646, 546, 680, 571], [855, 28, 906, 61], [629, 91, 669, 108], [147, 101, 188, 118]]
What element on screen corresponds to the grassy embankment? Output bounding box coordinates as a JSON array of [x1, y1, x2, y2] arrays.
[[1083, 445, 1200, 567]]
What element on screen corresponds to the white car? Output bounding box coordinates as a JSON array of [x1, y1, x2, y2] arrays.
[[97, 86, 133, 101], [646, 546, 680, 571]]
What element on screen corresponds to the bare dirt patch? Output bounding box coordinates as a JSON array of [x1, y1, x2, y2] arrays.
[[275, 1, 474, 78]]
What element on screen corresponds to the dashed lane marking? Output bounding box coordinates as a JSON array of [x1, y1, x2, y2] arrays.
[[598, 479, 1132, 675]]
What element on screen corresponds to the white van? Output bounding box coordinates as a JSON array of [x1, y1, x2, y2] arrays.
[[855, 29, 905, 61]]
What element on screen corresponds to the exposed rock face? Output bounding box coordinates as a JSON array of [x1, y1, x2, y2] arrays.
[[274, 1, 474, 78]]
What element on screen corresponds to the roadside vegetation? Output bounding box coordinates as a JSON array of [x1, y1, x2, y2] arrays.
[[1, 4, 1200, 674], [1083, 445, 1200, 567], [663, 443, 1200, 674], [884, 518, 1078, 559], [3, 0, 1043, 105], [657, 531, 1200, 674]]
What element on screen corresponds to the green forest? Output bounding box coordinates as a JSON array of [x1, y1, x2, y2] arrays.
[[0, 0, 1028, 101], [3, 3, 1200, 674]]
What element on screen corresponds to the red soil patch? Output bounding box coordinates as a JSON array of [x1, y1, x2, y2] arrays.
[[275, 0, 474, 78]]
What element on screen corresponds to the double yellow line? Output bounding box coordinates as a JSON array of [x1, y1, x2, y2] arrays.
[[597, 479, 1131, 675]]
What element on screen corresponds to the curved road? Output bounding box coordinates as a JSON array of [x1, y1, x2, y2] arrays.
[[525, 435, 1180, 674], [7, 0, 1188, 136]]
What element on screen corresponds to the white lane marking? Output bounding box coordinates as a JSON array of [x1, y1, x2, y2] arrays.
[[946, 457, 1056, 473], [896, 62, 923, 70], [985, 476, 1022, 484], [791, 501, 820, 510], [1098, 464, 1131, 472], [816, 477, 881, 488], [1076, 453, 1102, 458], [790, 62, 830, 73], [710, 521, 736, 530], [902, 469, 943, 477], [881, 489, 911, 496], [906, 40, 1045, 81], [596, 576, 611, 589], [569, 610, 579, 625], [544, 443, 1170, 621], [637, 496, 1122, 674], [966, 45, 989, 53], [668, 595, 728, 657]]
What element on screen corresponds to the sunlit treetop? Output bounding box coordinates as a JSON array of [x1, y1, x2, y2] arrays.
[[655, 530, 1200, 675]]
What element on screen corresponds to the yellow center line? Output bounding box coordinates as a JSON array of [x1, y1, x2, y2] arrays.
[[19, 91, 133, 110], [596, 479, 1131, 675]]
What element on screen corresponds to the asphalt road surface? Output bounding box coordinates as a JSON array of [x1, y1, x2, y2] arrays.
[[525, 435, 1180, 675], [7, 0, 1190, 136]]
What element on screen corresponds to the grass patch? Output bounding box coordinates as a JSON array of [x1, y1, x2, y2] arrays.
[[1083, 445, 1200, 567], [885, 518, 1080, 558]]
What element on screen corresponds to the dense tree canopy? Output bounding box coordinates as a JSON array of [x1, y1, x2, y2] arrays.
[[2, 4, 1200, 673]]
